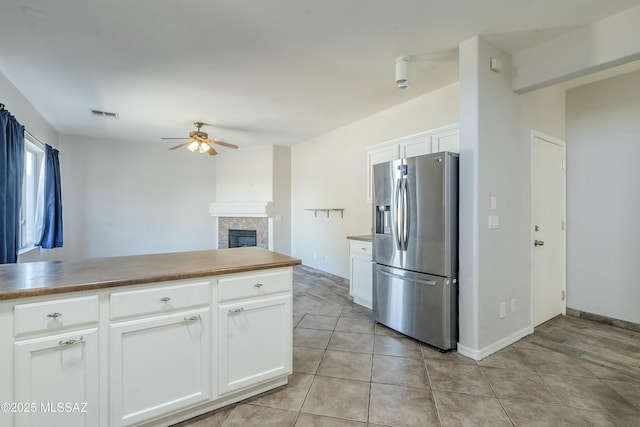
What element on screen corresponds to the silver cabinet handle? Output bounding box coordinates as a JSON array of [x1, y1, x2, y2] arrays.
[[254, 283, 263, 288], [59, 336, 84, 346], [229, 308, 244, 314], [160, 297, 171, 302], [47, 312, 62, 318], [184, 315, 201, 322]]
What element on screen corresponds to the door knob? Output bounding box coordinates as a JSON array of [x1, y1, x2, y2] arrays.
[[534, 240, 544, 247]]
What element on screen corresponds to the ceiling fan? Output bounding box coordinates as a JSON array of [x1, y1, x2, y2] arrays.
[[162, 122, 238, 156]]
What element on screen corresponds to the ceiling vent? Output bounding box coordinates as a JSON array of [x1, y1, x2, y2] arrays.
[[90, 109, 119, 119]]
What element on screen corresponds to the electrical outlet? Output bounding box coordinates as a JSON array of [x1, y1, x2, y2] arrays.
[[510, 299, 516, 312], [500, 302, 507, 318]]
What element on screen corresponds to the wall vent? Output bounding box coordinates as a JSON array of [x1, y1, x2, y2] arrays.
[[90, 109, 119, 119]]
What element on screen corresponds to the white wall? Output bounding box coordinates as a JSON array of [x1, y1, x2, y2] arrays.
[[272, 145, 291, 255], [566, 69, 640, 324], [0, 71, 58, 149], [59, 135, 217, 260], [512, 5, 640, 92], [215, 145, 273, 202], [458, 36, 566, 358], [291, 82, 460, 278]]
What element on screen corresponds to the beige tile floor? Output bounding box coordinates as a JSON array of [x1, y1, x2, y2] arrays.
[[177, 266, 640, 426]]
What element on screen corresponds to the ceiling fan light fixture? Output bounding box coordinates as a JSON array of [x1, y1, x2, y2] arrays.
[[187, 140, 200, 152], [164, 122, 238, 157], [198, 142, 210, 153]]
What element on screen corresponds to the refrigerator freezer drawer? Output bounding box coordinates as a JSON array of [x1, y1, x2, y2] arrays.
[[373, 264, 457, 350]]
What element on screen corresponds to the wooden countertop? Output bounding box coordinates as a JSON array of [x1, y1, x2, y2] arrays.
[[0, 247, 301, 301], [346, 235, 372, 242]]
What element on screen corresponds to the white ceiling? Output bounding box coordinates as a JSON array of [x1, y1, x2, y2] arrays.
[[1, 0, 639, 148]]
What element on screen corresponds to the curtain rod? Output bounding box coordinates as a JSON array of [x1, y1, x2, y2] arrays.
[[1, 101, 47, 149], [25, 129, 47, 149]]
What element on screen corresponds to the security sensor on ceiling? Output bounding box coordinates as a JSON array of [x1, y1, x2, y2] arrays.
[[395, 56, 410, 89], [394, 49, 459, 89]]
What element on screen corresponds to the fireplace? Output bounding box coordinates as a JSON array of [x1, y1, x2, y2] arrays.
[[215, 216, 270, 249], [209, 202, 274, 250], [229, 229, 257, 248]]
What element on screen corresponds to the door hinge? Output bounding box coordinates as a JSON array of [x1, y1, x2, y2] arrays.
[[561, 290, 566, 301], [561, 220, 565, 231], [562, 159, 566, 170]]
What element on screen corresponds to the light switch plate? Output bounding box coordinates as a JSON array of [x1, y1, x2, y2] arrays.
[[488, 215, 499, 229]]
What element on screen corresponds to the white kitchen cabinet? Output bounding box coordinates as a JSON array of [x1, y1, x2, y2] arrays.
[[431, 126, 460, 153], [349, 241, 373, 309], [14, 328, 99, 427], [218, 296, 291, 395], [399, 134, 432, 159], [217, 269, 292, 395], [109, 308, 211, 427], [366, 124, 459, 202], [1, 264, 295, 427]]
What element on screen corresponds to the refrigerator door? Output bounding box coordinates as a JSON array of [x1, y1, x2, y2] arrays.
[[373, 264, 457, 350], [372, 158, 403, 269]]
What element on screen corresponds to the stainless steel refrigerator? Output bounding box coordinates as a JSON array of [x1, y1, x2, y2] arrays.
[[372, 151, 458, 351]]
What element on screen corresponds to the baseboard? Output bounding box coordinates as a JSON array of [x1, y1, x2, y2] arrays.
[[457, 325, 534, 361], [567, 307, 640, 333], [296, 264, 349, 287]]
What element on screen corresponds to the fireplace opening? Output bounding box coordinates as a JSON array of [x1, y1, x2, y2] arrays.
[[228, 229, 257, 248]]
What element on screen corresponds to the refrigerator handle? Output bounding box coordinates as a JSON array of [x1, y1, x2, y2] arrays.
[[377, 270, 438, 286], [401, 178, 408, 250], [394, 178, 403, 251]]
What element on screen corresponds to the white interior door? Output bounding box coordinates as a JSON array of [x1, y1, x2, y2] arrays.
[[532, 131, 566, 326]]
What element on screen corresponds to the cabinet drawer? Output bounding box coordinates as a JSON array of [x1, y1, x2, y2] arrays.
[[110, 281, 210, 320], [14, 295, 99, 336], [218, 269, 291, 303], [350, 241, 372, 257]]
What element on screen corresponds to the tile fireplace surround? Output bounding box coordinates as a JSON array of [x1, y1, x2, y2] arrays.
[[209, 202, 274, 250], [218, 217, 268, 249]]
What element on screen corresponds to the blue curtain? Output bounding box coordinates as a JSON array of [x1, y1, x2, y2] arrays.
[[36, 145, 63, 249], [0, 109, 25, 263]]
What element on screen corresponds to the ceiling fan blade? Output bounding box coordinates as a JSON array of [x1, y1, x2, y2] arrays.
[[207, 144, 218, 156], [168, 140, 191, 150], [207, 139, 239, 149]]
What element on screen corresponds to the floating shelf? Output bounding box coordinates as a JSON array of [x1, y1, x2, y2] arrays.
[[305, 208, 345, 219]]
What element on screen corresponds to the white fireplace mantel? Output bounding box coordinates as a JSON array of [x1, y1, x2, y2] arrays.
[[208, 202, 273, 218]]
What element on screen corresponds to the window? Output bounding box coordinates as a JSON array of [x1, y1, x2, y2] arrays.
[[19, 139, 44, 251]]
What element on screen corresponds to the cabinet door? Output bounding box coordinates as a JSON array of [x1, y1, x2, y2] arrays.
[[400, 136, 432, 159], [218, 295, 291, 395], [431, 127, 460, 153], [110, 308, 211, 427], [15, 328, 99, 427], [350, 253, 373, 309]]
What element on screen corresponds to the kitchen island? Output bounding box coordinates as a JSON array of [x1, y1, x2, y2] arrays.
[[0, 247, 301, 427]]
